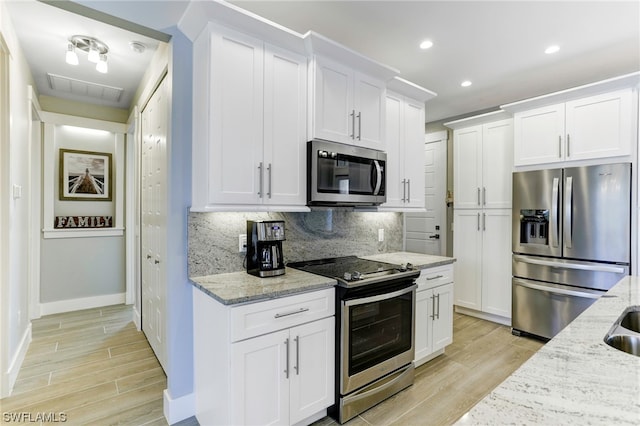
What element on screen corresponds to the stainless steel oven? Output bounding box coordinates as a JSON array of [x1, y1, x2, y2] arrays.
[[287, 256, 418, 424], [338, 280, 416, 423], [307, 139, 386, 206]]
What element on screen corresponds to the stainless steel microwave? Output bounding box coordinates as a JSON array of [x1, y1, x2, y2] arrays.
[[307, 139, 386, 206]]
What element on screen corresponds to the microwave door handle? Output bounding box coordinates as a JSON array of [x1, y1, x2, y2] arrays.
[[550, 177, 560, 248], [564, 176, 573, 249], [372, 160, 382, 195]]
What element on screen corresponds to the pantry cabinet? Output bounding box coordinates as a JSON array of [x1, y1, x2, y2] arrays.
[[414, 264, 454, 366], [191, 23, 308, 211], [193, 286, 335, 426], [310, 55, 386, 149], [512, 89, 634, 166], [450, 117, 513, 210], [453, 209, 512, 322]]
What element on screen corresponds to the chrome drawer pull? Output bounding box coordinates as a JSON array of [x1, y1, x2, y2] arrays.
[[426, 274, 444, 281], [274, 307, 309, 318]]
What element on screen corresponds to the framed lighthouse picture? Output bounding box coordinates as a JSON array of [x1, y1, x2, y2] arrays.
[[59, 149, 112, 201]]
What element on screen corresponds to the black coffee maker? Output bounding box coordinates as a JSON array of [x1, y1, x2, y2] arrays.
[[247, 220, 286, 277]]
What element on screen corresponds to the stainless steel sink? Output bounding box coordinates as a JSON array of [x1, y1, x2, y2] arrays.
[[604, 306, 640, 356]]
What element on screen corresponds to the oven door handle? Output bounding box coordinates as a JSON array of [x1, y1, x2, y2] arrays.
[[344, 284, 417, 307]]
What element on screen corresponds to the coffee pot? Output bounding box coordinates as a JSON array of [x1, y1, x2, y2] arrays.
[[247, 220, 285, 277]]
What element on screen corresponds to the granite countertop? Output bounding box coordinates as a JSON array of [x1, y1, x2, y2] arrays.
[[360, 251, 455, 269], [457, 275, 640, 425], [190, 267, 336, 305]]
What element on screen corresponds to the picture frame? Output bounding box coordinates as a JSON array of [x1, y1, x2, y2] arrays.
[[59, 149, 112, 201]]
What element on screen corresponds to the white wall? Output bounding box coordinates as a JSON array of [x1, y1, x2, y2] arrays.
[[0, 1, 36, 397]]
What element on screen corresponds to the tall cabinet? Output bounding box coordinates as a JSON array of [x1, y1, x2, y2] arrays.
[[445, 111, 513, 324]]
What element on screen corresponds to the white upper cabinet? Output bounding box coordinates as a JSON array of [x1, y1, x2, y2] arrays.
[[448, 114, 513, 210], [503, 76, 638, 167], [310, 55, 386, 149], [191, 23, 308, 212]]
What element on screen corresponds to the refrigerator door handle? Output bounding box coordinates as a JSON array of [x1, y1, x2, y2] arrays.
[[513, 255, 626, 274], [564, 176, 573, 249], [513, 278, 602, 299], [550, 177, 560, 248]]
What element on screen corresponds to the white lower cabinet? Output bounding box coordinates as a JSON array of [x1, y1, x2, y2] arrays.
[[453, 209, 512, 323], [414, 265, 454, 367], [231, 317, 335, 425], [193, 287, 335, 426]]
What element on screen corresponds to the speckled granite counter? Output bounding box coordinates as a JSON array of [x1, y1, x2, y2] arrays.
[[360, 251, 455, 269], [457, 275, 640, 425], [190, 267, 336, 305]]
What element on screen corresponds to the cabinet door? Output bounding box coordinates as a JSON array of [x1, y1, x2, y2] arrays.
[[481, 210, 512, 319], [513, 104, 565, 166], [231, 329, 290, 426], [432, 283, 454, 351], [565, 89, 633, 161], [289, 317, 335, 424], [453, 210, 482, 310], [383, 92, 404, 207], [414, 288, 433, 363], [209, 27, 264, 205], [312, 56, 353, 144], [482, 119, 513, 209], [402, 98, 426, 208], [453, 126, 482, 209], [353, 71, 386, 149], [263, 44, 307, 206]]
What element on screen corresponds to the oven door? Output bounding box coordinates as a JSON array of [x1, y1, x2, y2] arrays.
[[341, 283, 416, 395]]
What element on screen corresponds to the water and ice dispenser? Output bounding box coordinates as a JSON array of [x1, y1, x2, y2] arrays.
[[519, 209, 549, 246]]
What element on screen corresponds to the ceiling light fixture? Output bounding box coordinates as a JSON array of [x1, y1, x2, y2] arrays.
[[461, 80, 472, 87], [545, 45, 560, 54], [67, 35, 110, 73], [419, 40, 433, 50]]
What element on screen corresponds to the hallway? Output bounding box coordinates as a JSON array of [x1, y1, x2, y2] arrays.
[[1, 305, 168, 425]]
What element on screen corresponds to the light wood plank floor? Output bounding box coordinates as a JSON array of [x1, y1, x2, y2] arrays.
[[2, 306, 542, 426]]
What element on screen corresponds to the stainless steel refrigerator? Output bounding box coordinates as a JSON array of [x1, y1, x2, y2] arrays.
[[512, 163, 631, 339]]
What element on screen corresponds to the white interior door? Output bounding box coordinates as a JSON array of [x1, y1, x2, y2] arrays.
[[405, 132, 447, 255], [141, 76, 168, 370]]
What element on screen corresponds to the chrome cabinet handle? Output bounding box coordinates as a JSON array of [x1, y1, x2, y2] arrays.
[[357, 111, 362, 140], [477, 187, 481, 206], [258, 162, 263, 198], [267, 163, 272, 199], [477, 213, 480, 231], [482, 213, 486, 231], [566, 134, 571, 157], [284, 338, 290, 378], [436, 293, 441, 320], [482, 187, 486, 206], [350, 110, 355, 139], [426, 274, 444, 281], [430, 295, 435, 320], [274, 307, 309, 318], [406, 179, 411, 203], [558, 136, 562, 158], [401, 179, 407, 202], [294, 336, 300, 375], [154, 259, 160, 264]]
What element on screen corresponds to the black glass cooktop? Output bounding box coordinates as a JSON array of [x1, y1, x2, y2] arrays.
[[287, 256, 417, 287]]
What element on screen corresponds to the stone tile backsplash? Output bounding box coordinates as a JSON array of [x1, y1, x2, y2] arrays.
[[188, 211, 403, 277]]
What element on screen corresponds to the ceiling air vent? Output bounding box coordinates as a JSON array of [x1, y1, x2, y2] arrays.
[[47, 73, 124, 102]]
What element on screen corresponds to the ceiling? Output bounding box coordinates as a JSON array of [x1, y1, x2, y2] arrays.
[[4, 1, 640, 122]]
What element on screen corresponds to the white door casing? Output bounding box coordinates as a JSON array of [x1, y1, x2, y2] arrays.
[[141, 76, 168, 371]]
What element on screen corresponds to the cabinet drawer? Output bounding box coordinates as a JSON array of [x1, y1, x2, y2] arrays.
[[416, 264, 454, 291], [230, 288, 335, 342]]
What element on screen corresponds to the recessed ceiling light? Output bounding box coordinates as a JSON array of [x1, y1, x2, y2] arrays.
[[545, 45, 560, 54], [461, 80, 472, 87], [419, 40, 433, 50]]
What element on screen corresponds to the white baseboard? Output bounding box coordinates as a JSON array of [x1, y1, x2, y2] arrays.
[[1, 323, 32, 398], [40, 293, 126, 316], [133, 305, 142, 331], [163, 389, 195, 425]]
